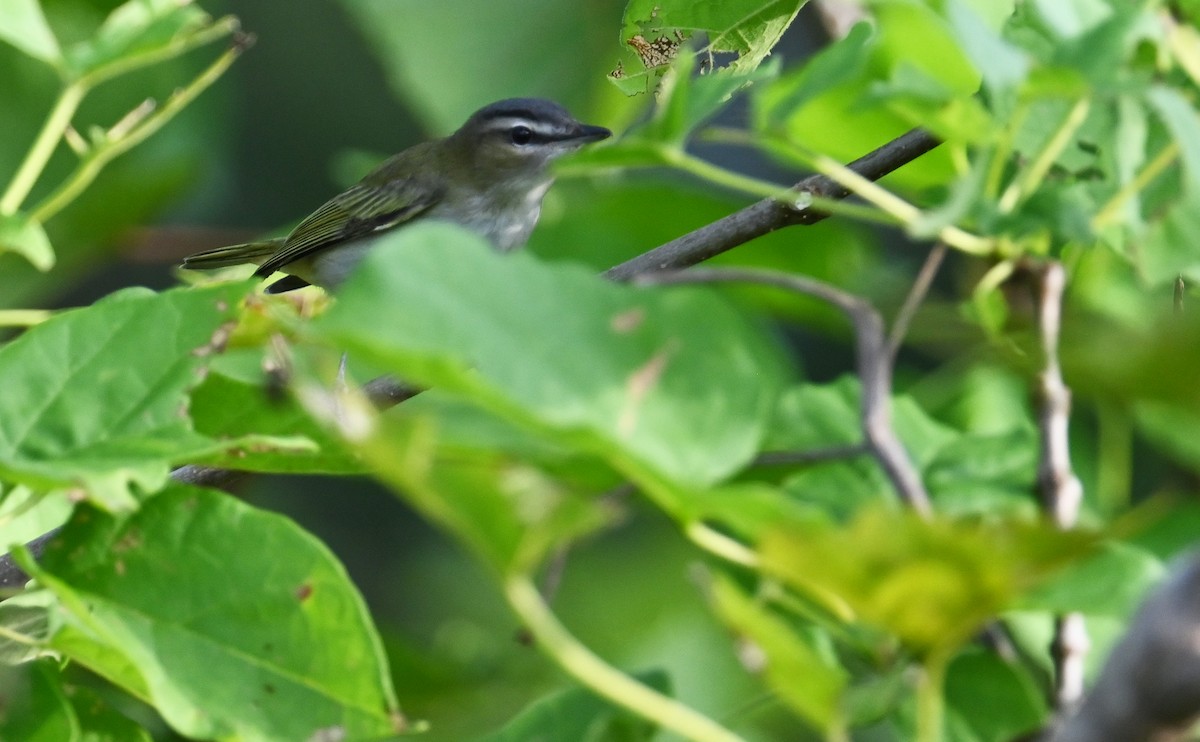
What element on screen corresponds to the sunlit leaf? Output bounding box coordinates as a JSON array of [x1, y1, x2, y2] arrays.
[[0, 0, 61, 66], [0, 213, 54, 271]]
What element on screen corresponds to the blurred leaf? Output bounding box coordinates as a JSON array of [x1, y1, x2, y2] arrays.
[[1019, 540, 1164, 616], [945, 0, 1028, 98], [0, 591, 55, 665], [1146, 85, 1200, 193], [65, 0, 210, 80], [356, 415, 614, 571], [189, 369, 363, 475], [339, 0, 629, 131], [0, 660, 79, 742], [0, 0, 61, 66], [316, 223, 786, 495], [761, 509, 1097, 656], [1138, 189, 1200, 285], [709, 572, 847, 731], [69, 683, 154, 742], [0, 212, 54, 271], [474, 670, 670, 742], [21, 485, 404, 742], [611, 0, 805, 94], [944, 648, 1044, 742], [0, 282, 306, 510]]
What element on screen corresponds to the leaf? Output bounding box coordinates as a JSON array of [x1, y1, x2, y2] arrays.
[[708, 573, 847, 731], [189, 368, 363, 475], [65, 0, 210, 80], [611, 0, 806, 94], [69, 684, 154, 742], [945, 0, 1029, 97], [760, 508, 1097, 656], [0, 660, 79, 742], [473, 671, 670, 742], [356, 414, 617, 571], [1146, 85, 1200, 193], [1019, 541, 1165, 617], [315, 222, 785, 496], [944, 648, 1046, 742], [19, 485, 404, 742], [0, 213, 55, 271], [0, 283, 276, 509], [0, 0, 61, 66]]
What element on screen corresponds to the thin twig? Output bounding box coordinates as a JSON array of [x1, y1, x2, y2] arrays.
[[1032, 261, 1088, 710], [888, 242, 947, 360], [635, 267, 932, 515]]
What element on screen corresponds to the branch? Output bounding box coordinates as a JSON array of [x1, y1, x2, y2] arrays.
[[634, 266, 932, 515], [604, 128, 941, 280], [1046, 552, 1200, 742], [1032, 261, 1088, 710]]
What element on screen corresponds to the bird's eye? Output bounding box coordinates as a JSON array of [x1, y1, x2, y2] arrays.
[[510, 125, 533, 145]]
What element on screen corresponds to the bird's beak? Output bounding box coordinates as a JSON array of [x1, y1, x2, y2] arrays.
[[569, 124, 612, 143]]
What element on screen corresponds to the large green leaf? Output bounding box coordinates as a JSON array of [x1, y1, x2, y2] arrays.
[[0, 0, 61, 66], [19, 485, 404, 742], [315, 222, 786, 496], [0, 283, 304, 509]]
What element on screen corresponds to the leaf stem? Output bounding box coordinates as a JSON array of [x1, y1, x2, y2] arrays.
[[1092, 141, 1181, 230], [504, 573, 747, 742], [998, 98, 1091, 214], [0, 310, 53, 327], [661, 147, 898, 225], [0, 82, 85, 215], [807, 152, 993, 255], [915, 657, 947, 742], [685, 522, 758, 568], [29, 39, 247, 224]]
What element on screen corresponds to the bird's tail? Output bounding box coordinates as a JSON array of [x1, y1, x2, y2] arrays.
[[181, 239, 282, 270]]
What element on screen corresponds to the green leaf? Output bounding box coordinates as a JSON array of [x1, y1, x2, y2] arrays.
[[474, 671, 670, 742], [0, 283, 277, 509], [945, 0, 1029, 97], [709, 573, 847, 731], [316, 223, 785, 495], [761, 509, 1097, 656], [0, 0, 61, 66], [69, 684, 154, 742], [354, 414, 618, 571], [1137, 190, 1200, 285], [189, 368, 363, 475], [944, 648, 1046, 742], [611, 0, 805, 94], [1019, 541, 1165, 616], [65, 0, 210, 80], [0, 213, 54, 271], [0, 661, 79, 742], [21, 485, 404, 742], [1146, 85, 1200, 193]]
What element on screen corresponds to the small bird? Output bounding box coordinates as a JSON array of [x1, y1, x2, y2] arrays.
[[182, 98, 611, 293]]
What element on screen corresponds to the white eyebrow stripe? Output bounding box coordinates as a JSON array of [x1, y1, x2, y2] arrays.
[[481, 116, 560, 135]]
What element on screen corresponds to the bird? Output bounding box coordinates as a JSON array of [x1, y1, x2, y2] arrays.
[[182, 98, 611, 293]]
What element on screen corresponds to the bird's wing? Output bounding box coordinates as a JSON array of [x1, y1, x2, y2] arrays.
[[254, 176, 444, 278]]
